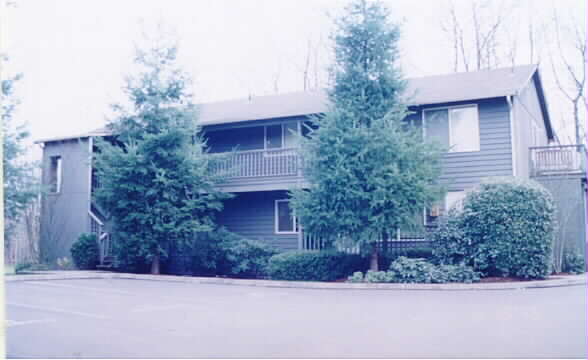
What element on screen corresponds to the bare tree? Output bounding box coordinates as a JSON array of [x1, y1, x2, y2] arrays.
[[549, 10, 586, 146], [441, 0, 521, 72]]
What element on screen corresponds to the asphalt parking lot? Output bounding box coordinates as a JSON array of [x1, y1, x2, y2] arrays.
[[5, 278, 587, 358]]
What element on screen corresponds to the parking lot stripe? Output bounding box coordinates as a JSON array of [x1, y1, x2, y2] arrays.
[[23, 281, 135, 296], [6, 303, 108, 320], [6, 319, 56, 327]]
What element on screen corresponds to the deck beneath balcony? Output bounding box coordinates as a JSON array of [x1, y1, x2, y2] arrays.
[[530, 144, 586, 178]]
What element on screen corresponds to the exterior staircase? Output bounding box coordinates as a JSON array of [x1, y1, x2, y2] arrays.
[[89, 205, 113, 269]]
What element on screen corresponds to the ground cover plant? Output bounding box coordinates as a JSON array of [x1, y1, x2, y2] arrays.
[[347, 256, 480, 283]]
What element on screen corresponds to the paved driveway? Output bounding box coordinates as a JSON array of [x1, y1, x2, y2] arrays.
[[5, 278, 587, 358]]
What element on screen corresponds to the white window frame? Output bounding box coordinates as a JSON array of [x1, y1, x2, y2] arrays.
[[422, 104, 480, 153], [49, 155, 62, 194], [275, 199, 298, 234]]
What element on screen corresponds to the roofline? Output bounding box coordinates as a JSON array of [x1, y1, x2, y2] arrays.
[[34, 134, 91, 144], [531, 68, 556, 141]]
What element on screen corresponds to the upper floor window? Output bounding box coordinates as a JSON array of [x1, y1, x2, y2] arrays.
[[49, 156, 62, 193], [265, 123, 298, 150], [424, 105, 480, 153]]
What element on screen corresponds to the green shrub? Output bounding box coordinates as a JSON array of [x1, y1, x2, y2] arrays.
[[380, 246, 434, 269], [267, 250, 366, 281], [432, 178, 555, 279], [347, 257, 480, 283], [387, 256, 437, 283], [363, 270, 395, 283], [347, 271, 365, 283], [70, 233, 100, 270], [189, 230, 232, 276], [221, 238, 279, 278], [562, 249, 586, 274], [433, 264, 481, 283]]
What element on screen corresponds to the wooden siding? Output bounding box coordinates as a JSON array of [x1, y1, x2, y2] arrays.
[[40, 138, 92, 263], [419, 97, 513, 191], [513, 77, 549, 178], [217, 190, 299, 251]]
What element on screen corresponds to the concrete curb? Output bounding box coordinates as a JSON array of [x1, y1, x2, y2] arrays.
[[5, 271, 587, 291]]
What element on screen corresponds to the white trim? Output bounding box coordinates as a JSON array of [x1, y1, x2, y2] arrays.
[[88, 210, 104, 227], [423, 104, 480, 153], [275, 199, 298, 234], [507, 95, 518, 177], [88, 137, 93, 209], [49, 155, 62, 194]]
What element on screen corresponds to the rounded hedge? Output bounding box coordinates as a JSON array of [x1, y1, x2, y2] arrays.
[[70, 233, 100, 270], [267, 250, 366, 281], [432, 177, 555, 279]]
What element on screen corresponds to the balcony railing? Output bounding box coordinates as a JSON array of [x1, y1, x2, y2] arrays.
[[530, 144, 586, 177], [211, 147, 301, 179]]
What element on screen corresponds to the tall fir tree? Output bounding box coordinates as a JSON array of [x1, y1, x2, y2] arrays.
[[290, 0, 443, 270], [93, 36, 230, 274]]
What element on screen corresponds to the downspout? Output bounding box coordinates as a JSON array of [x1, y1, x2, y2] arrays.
[[87, 136, 93, 233], [507, 95, 517, 177]]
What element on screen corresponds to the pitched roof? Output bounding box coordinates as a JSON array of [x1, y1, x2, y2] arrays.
[[37, 64, 551, 142]]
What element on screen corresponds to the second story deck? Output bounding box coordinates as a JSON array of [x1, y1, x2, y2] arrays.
[[530, 144, 586, 178]]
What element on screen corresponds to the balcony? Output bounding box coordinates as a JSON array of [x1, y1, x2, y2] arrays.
[[530, 144, 586, 177], [210, 148, 305, 191]]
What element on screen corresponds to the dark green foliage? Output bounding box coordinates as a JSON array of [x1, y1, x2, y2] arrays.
[[93, 38, 230, 273], [379, 246, 434, 269], [220, 238, 279, 279], [267, 250, 367, 281], [189, 230, 233, 276], [290, 0, 443, 268], [348, 257, 480, 283], [433, 264, 481, 283], [432, 177, 555, 279], [169, 228, 278, 279], [70, 233, 100, 270], [387, 257, 437, 283], [2, 62, 38, 243], [562, 249, 585, 274]]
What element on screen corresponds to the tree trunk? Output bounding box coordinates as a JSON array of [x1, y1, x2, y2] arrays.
[[370, 245, 379, 271], [151, 254, 160, 275]]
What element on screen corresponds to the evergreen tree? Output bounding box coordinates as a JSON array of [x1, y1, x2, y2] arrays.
[[94, 36, 230, 274], [290, 0, 443, 270], [2, 57, 38, 248]]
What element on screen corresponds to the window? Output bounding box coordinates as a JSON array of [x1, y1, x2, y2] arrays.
[[49, 156, 62, 193], [275, 199, 298, 234], [265, 122, 299, 150], [425, 191, 467, 225], [424, 105, 480, 152]]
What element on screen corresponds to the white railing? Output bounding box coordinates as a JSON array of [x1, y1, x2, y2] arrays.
[[211, 148, 300, 179], [530, 144, 586, 176], [89, 210, 111, 264]]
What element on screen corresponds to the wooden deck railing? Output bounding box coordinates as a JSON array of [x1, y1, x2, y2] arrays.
[[211, 148, 301, 179], [530, 144, 586, 177]]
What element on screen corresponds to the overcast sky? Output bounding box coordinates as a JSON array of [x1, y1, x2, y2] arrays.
[[2, 0, 585, 156]]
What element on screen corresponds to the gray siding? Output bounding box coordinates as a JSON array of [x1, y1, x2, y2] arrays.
[[217, 190, 299, 251], [420, 98, 514, 191], [535, 176, 587, 256], [40, 138, 92, 263], [513, 77, 549, 178]]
